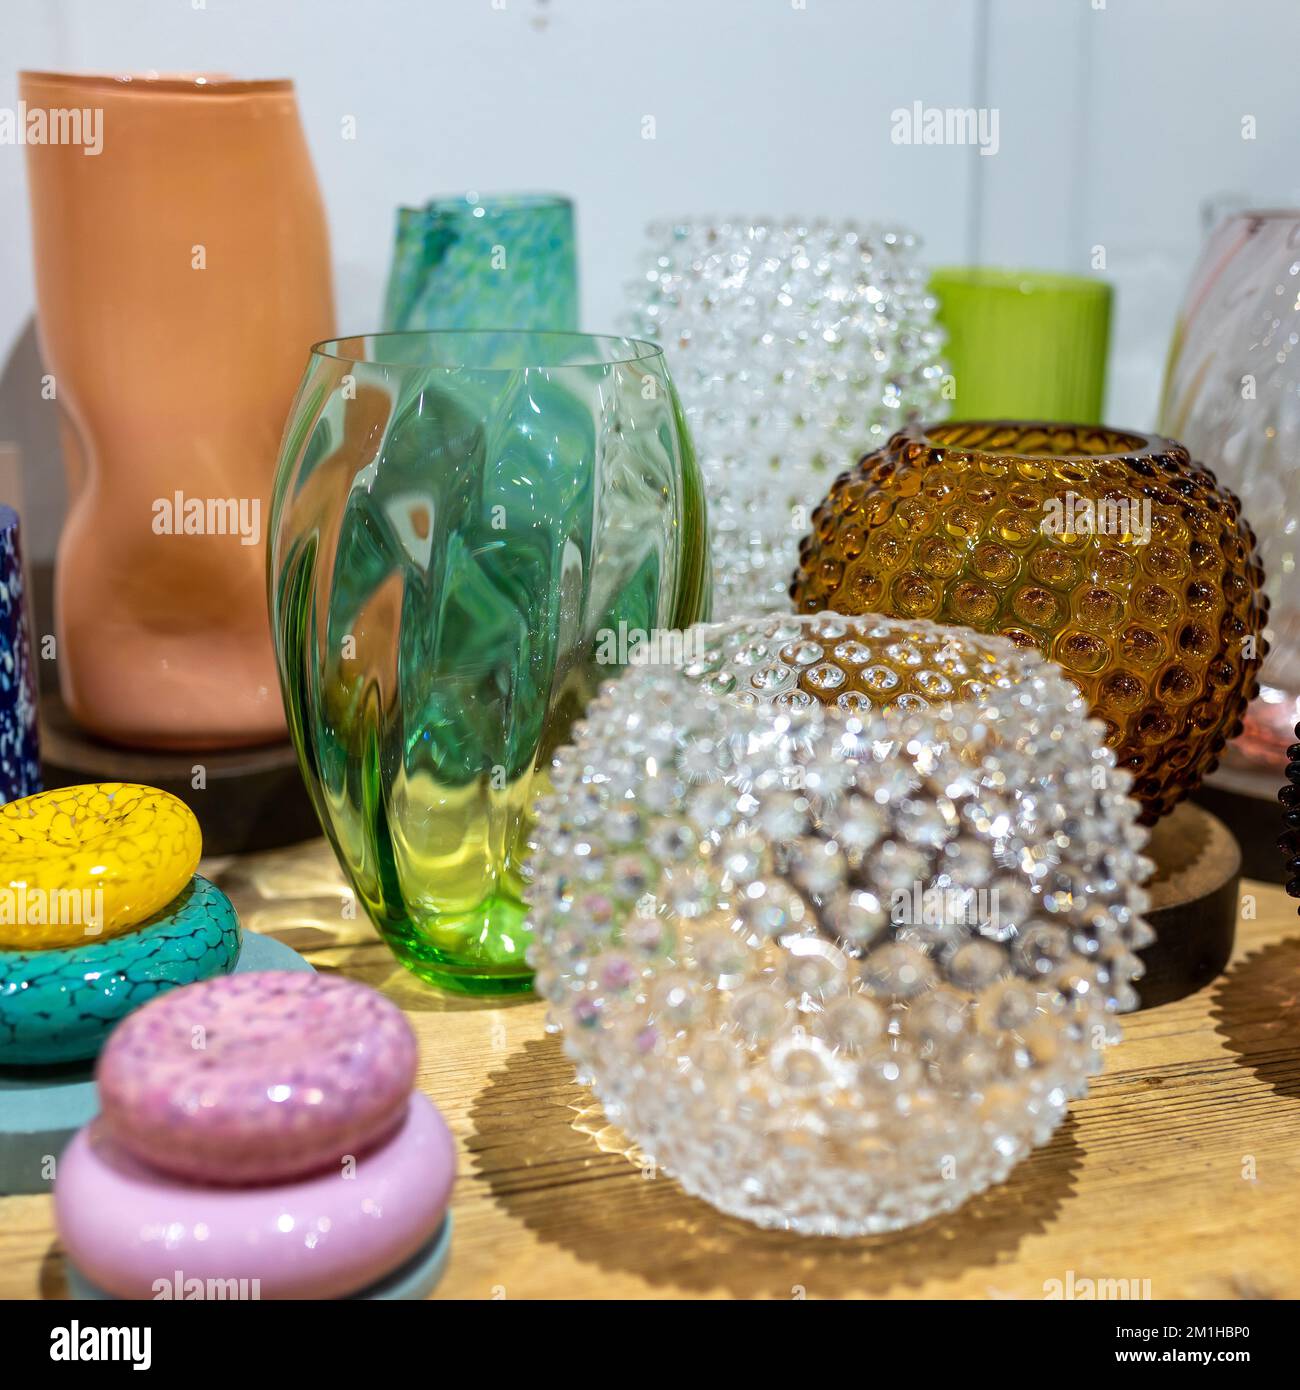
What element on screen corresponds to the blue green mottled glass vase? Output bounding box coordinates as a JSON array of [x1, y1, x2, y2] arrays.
[[269, 331, 710, 994], [383, 193, 579, 332]]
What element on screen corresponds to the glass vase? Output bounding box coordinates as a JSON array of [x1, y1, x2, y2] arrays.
[[269, 331, 711, 994], [626, 219, 948, 621], [929, 267, 1111, 424], [0, 504, 40, 804], [21, 71, 334, 748], [790, 420, 1267, 824], [1160, 209, 1300, 766], [383, 193, 578, 333]]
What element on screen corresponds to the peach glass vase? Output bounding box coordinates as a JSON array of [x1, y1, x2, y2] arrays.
[[22, 72, 335, 748]]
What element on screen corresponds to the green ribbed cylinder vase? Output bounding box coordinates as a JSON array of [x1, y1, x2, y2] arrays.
[[269, 331, 711, 994], [930, 268, 1112, 423]]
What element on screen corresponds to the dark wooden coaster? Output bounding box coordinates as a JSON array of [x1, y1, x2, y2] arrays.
[[26, 562, 321, 855], [38, 691, 321, 857], [1139, 802, 1242, 1009]]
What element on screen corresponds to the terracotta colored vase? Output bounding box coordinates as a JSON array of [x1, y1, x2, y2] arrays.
[[21, 72, 335, 748]]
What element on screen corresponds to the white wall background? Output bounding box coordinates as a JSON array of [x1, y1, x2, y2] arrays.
[[3, 0, 1298, 559]]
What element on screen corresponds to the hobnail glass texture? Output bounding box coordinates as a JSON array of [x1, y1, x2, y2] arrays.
[[526, 614, 1152, 1235], [383, 193, 578, 333], [626, 219, 947, 620], [791, 421, 1267, 822], [1160, 210, 1300, 764], [270, 331, 710, 994]]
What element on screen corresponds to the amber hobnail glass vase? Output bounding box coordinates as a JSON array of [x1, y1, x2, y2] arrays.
[[791, 421, 1267, 822]]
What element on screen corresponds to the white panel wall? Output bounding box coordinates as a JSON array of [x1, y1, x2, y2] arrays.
[[2, 0, 1298, 558]]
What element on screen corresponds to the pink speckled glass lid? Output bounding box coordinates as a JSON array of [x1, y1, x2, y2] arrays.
[[96, 971, 418, 1185]]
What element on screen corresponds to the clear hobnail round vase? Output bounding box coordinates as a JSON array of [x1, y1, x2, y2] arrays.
[[626, 219, 948, 621], [269, 331, 711, 995], [1159, 209, 1300, 765], [528, 617, 1152, 1235]]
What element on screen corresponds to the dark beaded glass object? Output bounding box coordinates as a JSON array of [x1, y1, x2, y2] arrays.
[[1278, 722, 1300, 903]]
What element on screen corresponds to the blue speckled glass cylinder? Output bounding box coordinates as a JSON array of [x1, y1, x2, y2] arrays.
[[0, 506, 40, 804], [382, 193, 578, 332]]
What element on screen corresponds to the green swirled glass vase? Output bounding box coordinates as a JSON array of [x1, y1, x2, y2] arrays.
[[269, 331, 710, 994], [383, 193, 578, 332]]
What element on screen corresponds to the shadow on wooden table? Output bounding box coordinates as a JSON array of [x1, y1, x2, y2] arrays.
[[1212, 935, 1300, 1101], [38, 1240, 67, 1299], [468, 1035, 1082, 1298]]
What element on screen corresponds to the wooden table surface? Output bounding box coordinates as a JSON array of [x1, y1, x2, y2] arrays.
[[3, 838, 1299, 1301]]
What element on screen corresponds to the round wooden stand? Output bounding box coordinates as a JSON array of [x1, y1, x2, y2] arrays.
[[1139, 802, 1242, 1009], [38, 692, 321, 856]]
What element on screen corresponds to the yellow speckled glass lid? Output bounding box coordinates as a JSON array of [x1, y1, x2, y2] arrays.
[[0, 783, 201, 948], [791, 421, 1268, 822]]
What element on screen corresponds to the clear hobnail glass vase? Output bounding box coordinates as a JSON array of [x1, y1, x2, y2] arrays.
[[1159, 209, 1300, 765], [626, 219, 948, 620], [269, 331, 710, 994], [528, 616, 1152, 1235]]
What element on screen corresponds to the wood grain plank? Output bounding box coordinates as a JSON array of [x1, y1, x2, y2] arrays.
[[2, 840, 1297, 1300]]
